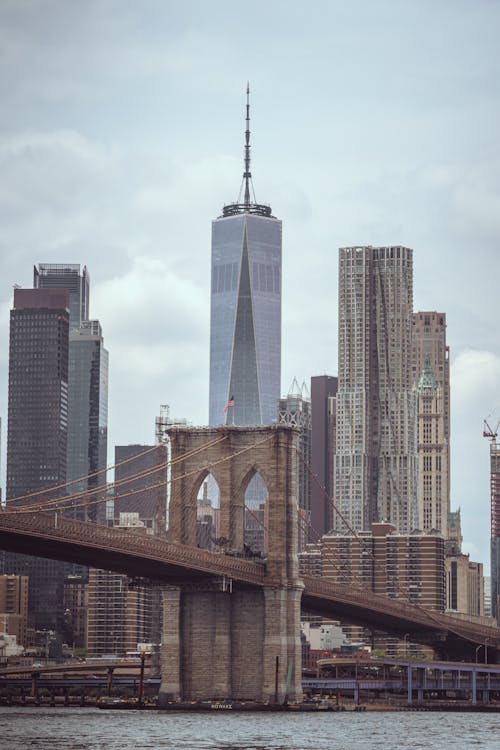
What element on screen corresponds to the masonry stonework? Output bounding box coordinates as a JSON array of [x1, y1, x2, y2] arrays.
[[158, 425, 303, 704]]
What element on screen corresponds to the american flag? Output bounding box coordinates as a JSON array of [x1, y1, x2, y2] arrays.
[[223, 395, 235, 413]]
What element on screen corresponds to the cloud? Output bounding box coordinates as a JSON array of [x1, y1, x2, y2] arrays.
[[452, 349, 500, 418]]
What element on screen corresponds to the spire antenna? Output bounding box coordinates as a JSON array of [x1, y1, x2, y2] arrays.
[[244, 82, 251, 207], [221, 84, 273, 218]]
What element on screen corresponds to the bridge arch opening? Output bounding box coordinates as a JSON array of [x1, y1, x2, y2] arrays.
[[195, 472, 221, 551], [240, 467, 269, 558]]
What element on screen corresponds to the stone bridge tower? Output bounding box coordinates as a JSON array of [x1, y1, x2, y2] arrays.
[[159, 424, 303, 704]]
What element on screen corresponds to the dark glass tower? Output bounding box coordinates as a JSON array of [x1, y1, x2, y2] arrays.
[[209, 87, 282, 426], [68, 321, 108, 522], [5, 288, 70, 634], [34, 263, 89, 330], [34, 264, 108, 523]]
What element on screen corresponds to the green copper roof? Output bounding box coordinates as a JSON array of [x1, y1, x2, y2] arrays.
[[418, 353, 437, 392]]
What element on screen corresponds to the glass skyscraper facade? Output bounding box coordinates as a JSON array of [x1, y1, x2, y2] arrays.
[[68, 321, 108, 522], [34, 263, 89, 330], [209, 213, 282, 426], [209, 88, 281, 427]]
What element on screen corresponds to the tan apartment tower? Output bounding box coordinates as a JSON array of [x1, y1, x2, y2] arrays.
[[412, 312, 450, 535], [415, 355, 449, 534], [335, 246, 418, 534]]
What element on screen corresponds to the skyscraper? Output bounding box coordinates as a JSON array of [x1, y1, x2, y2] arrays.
[[34, 263, 89, 330], [335, 246, 418, 534], [489, 440, 500, 618], [209, 87, 281, 427], [412, 312, 450, 536], [34, 264, 108, 522], [6, 289, 69, 500], [5, 288, 70, 633], [310, 375, 338, 538], [67, 320, 108, 522], [278, 379, 312, 550], [415, 354, 449, 535]]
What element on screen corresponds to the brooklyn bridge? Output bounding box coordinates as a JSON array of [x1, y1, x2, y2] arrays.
[[1, 424, 499, 704]]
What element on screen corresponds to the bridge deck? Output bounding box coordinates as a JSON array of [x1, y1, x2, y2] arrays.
[[0, 510, 499, 651]]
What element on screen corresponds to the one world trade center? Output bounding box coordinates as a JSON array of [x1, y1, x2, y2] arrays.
[[209, 87, 282, 428]]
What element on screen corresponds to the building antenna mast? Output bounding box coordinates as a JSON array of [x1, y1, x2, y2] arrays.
[[243, 82, 252, 207], [222, 85, 272, 218]]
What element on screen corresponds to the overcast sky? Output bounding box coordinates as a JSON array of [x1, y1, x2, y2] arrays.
[[0, 0, 499, 566]]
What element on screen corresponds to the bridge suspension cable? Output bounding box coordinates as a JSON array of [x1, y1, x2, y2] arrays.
[[3, 435, 228, 514]]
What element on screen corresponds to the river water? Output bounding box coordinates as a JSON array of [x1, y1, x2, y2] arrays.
[[1, 708, 499, 750]]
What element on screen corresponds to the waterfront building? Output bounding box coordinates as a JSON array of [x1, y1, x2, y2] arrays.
[[321, 522, 445, 612], [335, 246, 418, 534], [86, 568, 152, 656], [86, 514, 153, 655], [0, 575, 29, 648]]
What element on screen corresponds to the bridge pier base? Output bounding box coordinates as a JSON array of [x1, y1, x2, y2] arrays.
[[262, 585, 303, 703], [158, 580, 303, 705]]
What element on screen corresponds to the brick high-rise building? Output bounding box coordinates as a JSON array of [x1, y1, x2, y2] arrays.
[[86, 568, 153, 656], [321, 523, 445, 612], [0, 575, 29, 647], [335, 246, 418, 534], [86, 515, 153, 655]]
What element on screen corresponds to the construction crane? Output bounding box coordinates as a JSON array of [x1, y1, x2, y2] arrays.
[[483, 418, 500, 443]]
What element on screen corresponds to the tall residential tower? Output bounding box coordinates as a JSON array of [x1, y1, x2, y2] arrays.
[[209, 87, 281, 427], [334, 246, 418, 534]]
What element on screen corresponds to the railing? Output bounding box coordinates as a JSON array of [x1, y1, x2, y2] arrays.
[[1, 510, 499, 647], [302, 575, 500, 646], [0, 511, 265, 586]]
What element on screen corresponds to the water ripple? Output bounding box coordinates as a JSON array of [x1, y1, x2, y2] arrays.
[[1, 708, 500, 750]]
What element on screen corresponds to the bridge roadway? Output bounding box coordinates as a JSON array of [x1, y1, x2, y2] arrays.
[[0, 509, 499, 656]]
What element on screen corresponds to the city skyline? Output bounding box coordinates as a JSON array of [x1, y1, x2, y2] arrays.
[[0, 1, 499, 567]]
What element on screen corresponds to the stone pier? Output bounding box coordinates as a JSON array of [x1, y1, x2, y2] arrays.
[[158, 425, 303, 704]]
